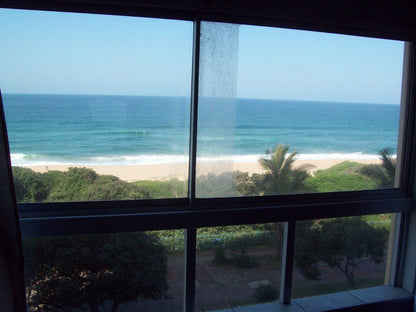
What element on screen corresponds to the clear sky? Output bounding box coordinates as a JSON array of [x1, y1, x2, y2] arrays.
[[0, 8, 404, 104]]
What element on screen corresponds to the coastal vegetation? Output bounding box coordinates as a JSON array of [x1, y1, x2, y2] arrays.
[[295, 218, 387, 288], [14, 145, 396, 310], [12, 145, 395, 202], [257, 144, 314, 195], [25, 232, 168, 312]]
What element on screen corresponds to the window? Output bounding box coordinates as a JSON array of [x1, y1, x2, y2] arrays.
[[196, 21, 403, 197], [0, 3, 414, 312], [1, 10, 193, 202]]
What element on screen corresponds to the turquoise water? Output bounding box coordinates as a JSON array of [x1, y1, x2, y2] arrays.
[[2, 94, 400, 166]]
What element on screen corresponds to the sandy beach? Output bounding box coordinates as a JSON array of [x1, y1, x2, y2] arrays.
[[24, 159, 381, 182]]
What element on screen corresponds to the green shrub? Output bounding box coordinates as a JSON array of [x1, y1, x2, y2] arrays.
[[213, 240, 227, 266], [133, 179, 187, 198], [253, 284, 279, 303], [12, 167, 49, 202], [229, 248, 259, 269], [196, 172, 239, 197], [305, 161, 378, 192]]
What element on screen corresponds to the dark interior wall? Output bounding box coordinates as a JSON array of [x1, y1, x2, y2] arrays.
[[1, 0, 415, 40], [0, 251, 14, 312], [0, 93, 26, 312]]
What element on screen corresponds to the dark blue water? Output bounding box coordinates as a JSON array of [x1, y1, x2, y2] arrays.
[[2, 94, 400, 165]]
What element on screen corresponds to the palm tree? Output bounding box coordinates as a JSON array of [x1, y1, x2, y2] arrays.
[[359, 147, 396, 188], [380, 147, 396, 181], [258, 145, 314, 259], [258, 144, 314, 195]]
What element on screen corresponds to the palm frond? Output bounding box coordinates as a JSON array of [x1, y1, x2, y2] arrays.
[[257, 144, 312, 195], [379, 148, 396, 180]]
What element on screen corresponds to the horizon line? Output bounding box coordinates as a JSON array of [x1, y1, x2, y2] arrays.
[[2, 92, 400, 106]]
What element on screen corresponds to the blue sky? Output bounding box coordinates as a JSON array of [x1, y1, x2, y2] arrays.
[[0, 9, 404, 104]]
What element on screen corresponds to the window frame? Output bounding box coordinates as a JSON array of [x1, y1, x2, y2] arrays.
[[1, 1, 416, 310]]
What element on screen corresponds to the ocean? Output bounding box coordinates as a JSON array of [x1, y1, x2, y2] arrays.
[[2, 94, 400, 166]]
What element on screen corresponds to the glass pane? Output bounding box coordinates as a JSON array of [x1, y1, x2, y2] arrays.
[[0, 9, 193, 202], [293, 214, 391, 298], [23, 230, 184, 312], [196, 21, 404, 197], [195, 223, 283, 311]]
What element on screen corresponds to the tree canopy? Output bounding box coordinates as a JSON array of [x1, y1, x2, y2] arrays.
[[295, 218, 388, 288], [258, 144, 314, 195], [25, 232, 168, 312], [15, 167, 170, 311]]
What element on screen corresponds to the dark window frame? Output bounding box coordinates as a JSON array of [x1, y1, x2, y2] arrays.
[[1, 1, 415, 310]]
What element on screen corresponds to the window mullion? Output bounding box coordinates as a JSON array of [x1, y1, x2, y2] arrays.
[[393, 212, 410, 287], [184, 227, 197, 312], [280, 220, 296, 304], [188, 19, 201, 201], [184, 19, 201, 312], [386, 42, 416, 286]]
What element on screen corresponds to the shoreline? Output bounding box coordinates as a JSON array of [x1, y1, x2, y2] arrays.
[[22, 159, 381, 182]]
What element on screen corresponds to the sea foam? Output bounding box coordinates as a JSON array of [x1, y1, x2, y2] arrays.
[[10, 152, 383, 167]]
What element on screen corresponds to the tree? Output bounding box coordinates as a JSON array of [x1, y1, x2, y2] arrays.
[[233, 171, 265, 196], [234, 145, 314, 197], [379, 147, 396, 181], [258, 144, 314, 195], [359, 147, 396, 188], [296, 218, 388, 288], [17, 167, 171, 311], [12, 167, 49, 202], [196, 172, 240, 197], [24, 232, 169, 312], [251, 145, 315, 258]]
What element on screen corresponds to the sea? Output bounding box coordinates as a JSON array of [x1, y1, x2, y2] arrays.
[[2, 94, 400, 166]]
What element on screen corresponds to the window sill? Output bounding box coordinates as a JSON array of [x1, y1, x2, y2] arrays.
[[212, 286, 414, 312]]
